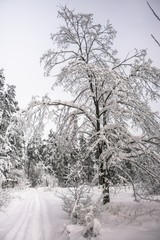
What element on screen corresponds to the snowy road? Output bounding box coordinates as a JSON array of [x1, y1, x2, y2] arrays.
[[0, 189, 68, 240], [0, 188, 160, 240]]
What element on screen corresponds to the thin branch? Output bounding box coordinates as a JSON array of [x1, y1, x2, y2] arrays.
[[147, 1, 160, 21], [151, 34, 160, 47], [112, 52, 143, 70], [30, 99, 97, 129]]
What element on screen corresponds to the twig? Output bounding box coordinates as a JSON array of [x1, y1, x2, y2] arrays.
[[147, 1, 160, 21], [151, 34, 160, 47]]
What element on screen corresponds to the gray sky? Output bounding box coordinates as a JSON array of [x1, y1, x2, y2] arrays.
[[0, 0, 159, 108]]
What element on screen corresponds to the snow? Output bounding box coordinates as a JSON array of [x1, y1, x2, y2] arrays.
[[0, 188, 68, 240], [0, 187, 160, 240]]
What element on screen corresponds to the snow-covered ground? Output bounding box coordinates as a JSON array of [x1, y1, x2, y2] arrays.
[[0, 187, 160, 240], [0, 188, 69, 240]]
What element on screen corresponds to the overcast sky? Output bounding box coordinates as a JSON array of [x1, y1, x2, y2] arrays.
[[0, 0, 159, 109]]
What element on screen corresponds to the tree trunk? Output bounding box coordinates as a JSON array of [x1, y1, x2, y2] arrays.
[[102, 170, 110, 204], [95, 99, 110, 204], [99, 155, 111, 204]]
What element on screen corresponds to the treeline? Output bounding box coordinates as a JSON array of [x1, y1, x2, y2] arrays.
[[0, 73, 94, 188]]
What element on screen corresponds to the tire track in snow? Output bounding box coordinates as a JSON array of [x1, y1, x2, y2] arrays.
[[38, 191, 68, 240], [0, 189, 67, 240], [2, 197, 34, 240], [26, 191, 45, 240], [11, 199, 34, 240], [38, 196, 51, 240], [12, 191, 45, 240], [0, 190, 45, 240]]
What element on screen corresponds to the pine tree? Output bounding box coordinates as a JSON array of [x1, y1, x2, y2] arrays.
[[26, 136, 42, 186], [0, 69, 19, 180], [43, 130, 70, 185], [0, 69, 6, 155], [79, 133, 94, 183], [40, 130, 56, 175], [6, 113, 25, 170]]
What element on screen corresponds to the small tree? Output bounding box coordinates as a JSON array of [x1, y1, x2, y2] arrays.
[[37, 6, 160, 203]]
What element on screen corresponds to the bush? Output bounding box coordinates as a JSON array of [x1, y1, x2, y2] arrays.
[[7, 169, 29, 189], [59, 185, 101, 225], [0, 188, 11, 210]]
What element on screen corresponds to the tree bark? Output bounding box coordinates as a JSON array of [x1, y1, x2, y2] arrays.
[[98, 147, 110, 204], [102, 169, 110, 204]]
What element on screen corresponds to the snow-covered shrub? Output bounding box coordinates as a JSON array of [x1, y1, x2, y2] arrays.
[[83, 218, 101, 239], [29, 162, 43, 187], [59, 185, 101, 225], [7, 169, 29, 189], [0, 188, 10, 210], [60, 185, 91, 221], [27, 160, 58, 188], [60, 224, 71, 240], [136, 181, 160, 197], [0, 170, 5, 187], [41, 173, 58, 188], [103, 201, 160, 226]]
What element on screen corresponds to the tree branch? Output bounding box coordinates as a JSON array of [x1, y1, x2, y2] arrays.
[[151, 34, 160, 47], [147, 1, 160, 21]]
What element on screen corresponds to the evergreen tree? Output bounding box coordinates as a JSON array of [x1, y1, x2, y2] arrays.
[[40, 130, 56, 176], [0, 69, 19, 179], [43, 130, 70, 185], [0, 69, 6, 155], [26, 136, 42, 186], [6, 113, 25, 170], [79, 133, 94, 183]]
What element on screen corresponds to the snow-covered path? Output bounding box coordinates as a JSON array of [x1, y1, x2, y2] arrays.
[[0, 188, 160, 240], [0, 189, 68, 240]]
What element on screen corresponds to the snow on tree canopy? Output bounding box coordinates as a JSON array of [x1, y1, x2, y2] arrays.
[[29, 5, 160, 203]]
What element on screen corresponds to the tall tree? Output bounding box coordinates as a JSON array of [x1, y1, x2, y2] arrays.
[[0, 69, 6, 156], [6, 113, 25, 170], [40, 130, 58, 177], [0, 69, 19, 179], [34, 6, 160, 203], [79, 133, 94, 183], [42, 127, 80, 186], [26, 136, 42, 186]]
